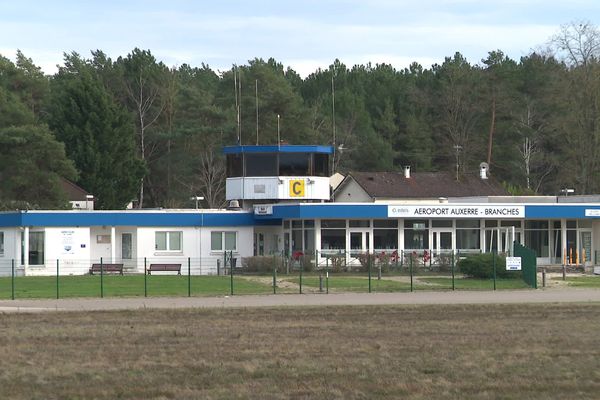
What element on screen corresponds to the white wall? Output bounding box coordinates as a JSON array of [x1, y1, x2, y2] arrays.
[[0, 228, 18, 275], [333, 180, 373, 202], [26, 227, 91, 276]]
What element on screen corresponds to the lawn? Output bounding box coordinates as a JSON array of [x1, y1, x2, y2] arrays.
[[419, 277, 531, 290], [554, 275, 600, 288], [0, 275, 274, 299], [282, 275, 414, 292], [0, 273, 534, 299], [1, 304, 599, 399]]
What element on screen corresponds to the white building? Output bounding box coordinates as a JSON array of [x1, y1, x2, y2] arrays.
[[1, 144, 600, 275]]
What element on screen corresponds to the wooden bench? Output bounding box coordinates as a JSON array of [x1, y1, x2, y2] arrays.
[[147, 263, 182, 275], [89, 263, 124, 275]]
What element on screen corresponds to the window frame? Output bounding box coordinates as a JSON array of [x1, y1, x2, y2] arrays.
[[210, 231, 238, 252], [155, 231, 182, 252]]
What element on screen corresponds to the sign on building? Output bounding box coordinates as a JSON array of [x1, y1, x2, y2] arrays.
[[388, 205, 524, 219], [289, 180, 305, 197]]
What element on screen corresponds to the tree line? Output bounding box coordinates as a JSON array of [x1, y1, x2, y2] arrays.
[[1, 21, 599, 210]]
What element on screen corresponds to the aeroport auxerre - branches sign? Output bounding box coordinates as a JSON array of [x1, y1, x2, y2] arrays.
[[388, 205, 525, 219]]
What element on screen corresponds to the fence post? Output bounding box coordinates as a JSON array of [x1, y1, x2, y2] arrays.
[[100, 257, 104, 298], [451, 251, 455, 291], [56, 259, 60, 300], [188, 257, 191, 297], [144, 257, 147, 297], [11, 259, 15, 300], [326, 260, 329, 294], [368, 253, 372, 293], [229, 251, 234, 296], [492, 250, 497, 291], [410, 255, 414, 292], [273, 259, 277, 294], [299, 256, 303, 294]]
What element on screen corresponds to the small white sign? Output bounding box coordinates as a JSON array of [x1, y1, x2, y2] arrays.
[[254, 205, 273, 215], [506, 256, 522, 271], [585, 209, 600, 217]]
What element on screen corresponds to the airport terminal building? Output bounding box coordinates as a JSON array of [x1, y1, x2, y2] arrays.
[[1, 145, 600, 275]]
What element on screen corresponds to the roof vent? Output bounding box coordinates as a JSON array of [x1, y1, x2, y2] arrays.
[[479, 162, 489, 180], [403, 166, 411, 179]]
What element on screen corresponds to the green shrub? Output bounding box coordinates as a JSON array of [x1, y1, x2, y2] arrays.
[[241, 256, 283, 273], [457, 253, 522, 279]]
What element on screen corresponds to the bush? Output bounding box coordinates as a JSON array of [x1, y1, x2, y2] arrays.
[[457, 253, 522, 279], [241, 256, 283, 273]]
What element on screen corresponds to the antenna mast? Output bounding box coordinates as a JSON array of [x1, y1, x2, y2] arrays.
[[277, 114, 281, 148], [255, 79, 259, 145], [331, 72, 336, 173], [234, 66, 240, 144]]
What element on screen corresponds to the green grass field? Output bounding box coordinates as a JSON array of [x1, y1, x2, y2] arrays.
[[0, 273, 534, 299], [0, 275, 274, 299], [1, 304, 599, 399]]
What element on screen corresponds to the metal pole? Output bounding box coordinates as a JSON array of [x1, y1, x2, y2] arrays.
[[542, 268, 546, 288], [273, 259, 277, 294], [11, 259, 15, 300], [492, 250, 497, 291], [299, 257, 303, 294], [100, 257, 104, 298], [56, 259, 59, 300], [410, 256, 414, 292], [229, 251, 234, 296], [319, 274, 323, 293], [144, 257, 147, 297], [326, 262, 329, 294], [368, 254, 372, 293], [451, 251, 455, 291], [188, 257, 191, 297]]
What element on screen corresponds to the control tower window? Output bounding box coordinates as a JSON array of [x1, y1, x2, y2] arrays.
[[227, 154, 243, 177], [313, 153, 329, 177], [279, 153, 310, 176], [245, 153, 278, 176]]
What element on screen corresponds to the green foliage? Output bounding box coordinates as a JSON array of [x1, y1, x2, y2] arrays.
[[457, 253, 521, 279], [47, 53, 145, 209], [0, 125, 76, 208], [241, 256, 284, 273]]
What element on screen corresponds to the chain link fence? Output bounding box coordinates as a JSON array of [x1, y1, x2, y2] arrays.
[[0, 249, 531, 300]]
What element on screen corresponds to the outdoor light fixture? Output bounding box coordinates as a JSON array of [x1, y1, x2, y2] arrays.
[[560, 188, 575, 196], [190, 196, 205, 209]]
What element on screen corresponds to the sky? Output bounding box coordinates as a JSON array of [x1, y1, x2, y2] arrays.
[[1, 0, 600, 77]]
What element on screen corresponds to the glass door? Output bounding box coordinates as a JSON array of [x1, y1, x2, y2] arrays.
[[349, 231, 369, 264], [579, 231, 592, 265], [121, 233, 132, 260]]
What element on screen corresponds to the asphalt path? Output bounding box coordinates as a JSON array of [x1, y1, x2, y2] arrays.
[[1, 288, 599, 313]]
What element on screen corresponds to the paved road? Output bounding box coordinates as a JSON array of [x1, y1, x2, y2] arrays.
[[1, 288, 599, 313]]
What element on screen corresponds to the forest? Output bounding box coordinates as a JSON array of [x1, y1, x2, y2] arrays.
[[1, 21, 599, 210]]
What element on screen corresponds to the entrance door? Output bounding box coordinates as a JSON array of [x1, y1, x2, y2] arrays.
[[349, 231, 370, 264], [432, 230, 452, 254], [579, 231, 592, 265], [121, 233, 132, 260]]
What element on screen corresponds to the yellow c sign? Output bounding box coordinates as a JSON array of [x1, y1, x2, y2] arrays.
[[289, 180, 305, 197]]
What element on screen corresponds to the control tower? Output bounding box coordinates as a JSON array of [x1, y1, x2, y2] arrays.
[[223, 145, 333, 208]]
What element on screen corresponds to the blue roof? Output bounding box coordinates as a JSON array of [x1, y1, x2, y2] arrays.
[[223, 145, 334, 154], [0, 211, 278, 228]]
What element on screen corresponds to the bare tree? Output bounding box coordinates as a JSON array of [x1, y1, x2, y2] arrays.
[[120, 49, 167, 208], [550, 21, 600, 193]]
